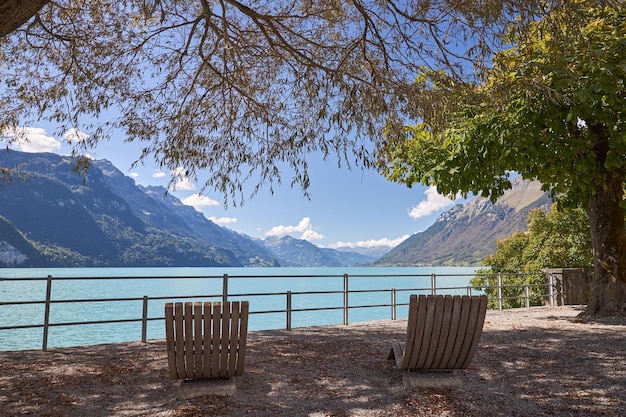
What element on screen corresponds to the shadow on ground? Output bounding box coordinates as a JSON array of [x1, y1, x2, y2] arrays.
[[0, 309, 624, 416]]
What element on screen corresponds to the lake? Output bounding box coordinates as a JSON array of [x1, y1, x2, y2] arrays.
[[0, 266, 480, 351]]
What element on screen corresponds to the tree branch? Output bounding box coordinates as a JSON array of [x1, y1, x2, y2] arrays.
[[0, 0, 50, 37]]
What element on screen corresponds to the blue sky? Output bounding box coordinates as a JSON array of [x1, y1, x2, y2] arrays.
[[3, 125, 466, 251]]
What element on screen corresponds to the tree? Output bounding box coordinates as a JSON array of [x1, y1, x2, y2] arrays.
[[0, 0, 548, 204], [0, 0, 49, 37], [472, 206, 592, 309], [379, 2, 626, 316], [521, 207, 592, 271]]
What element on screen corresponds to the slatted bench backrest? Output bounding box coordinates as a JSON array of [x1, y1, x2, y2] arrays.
[[165, 301, 249, 380], [401, 294, 488, 370]]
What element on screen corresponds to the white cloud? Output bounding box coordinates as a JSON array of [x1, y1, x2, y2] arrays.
[[209, 216, 238, 226], [172, 167, 196, 191], [182, 193, 219, 211], [62, 128, 90, 144], [301, 229, 325, 241], [175, 177, 196, 191], [130, 172, 139, 179], [2, 126, 61, 153], [265, 217, 325, 241], [152, 171, 166, 178], [328, 235, 410, 249], [408, 186, 458, 219]]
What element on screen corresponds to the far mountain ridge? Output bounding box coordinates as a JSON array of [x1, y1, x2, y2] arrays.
[[261, 235, 375, 267], [374, 178, 551, 266]]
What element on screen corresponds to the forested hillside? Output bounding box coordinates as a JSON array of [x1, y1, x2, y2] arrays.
[[0, 151, 279, 267]]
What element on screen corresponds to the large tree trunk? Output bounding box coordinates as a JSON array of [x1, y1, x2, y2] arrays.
[[0, 0, 49, 37], [584, 174, 626, 317]]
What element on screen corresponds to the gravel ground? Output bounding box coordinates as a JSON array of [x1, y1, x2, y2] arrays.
[[1, 305, 624, 416]]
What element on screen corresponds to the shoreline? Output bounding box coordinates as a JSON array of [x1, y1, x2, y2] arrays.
[[1, 305, 624, 416]]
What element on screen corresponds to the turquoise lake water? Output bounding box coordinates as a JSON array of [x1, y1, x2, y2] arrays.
[[0, 266, 479, 351]]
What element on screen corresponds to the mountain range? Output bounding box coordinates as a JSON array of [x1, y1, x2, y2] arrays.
[[0, 151, 374, 267], [374, 178, 552, 266], [0, 151, 550, 268]]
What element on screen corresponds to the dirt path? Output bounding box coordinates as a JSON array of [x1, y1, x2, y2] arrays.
[[1, 306, 624, 416]]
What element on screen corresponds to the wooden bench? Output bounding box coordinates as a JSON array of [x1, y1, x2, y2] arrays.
[[388, 294, 488, 370], [165, 301, 249, 380]]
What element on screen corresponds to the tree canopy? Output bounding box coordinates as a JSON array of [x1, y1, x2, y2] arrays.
[[472, 205, 592, 309], [484, 206, 592, 274], [379, 1, 626, 315], [380, 2, 626, 204], [1, 0, 548, 204]]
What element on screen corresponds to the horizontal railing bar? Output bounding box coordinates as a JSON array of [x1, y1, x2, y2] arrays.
[[0, 294, 225, 306], [0, 300, 45, 306], [286, 305, 344, 313], [500, 295, 543, 301], [231, 287, 433, 297], [49, 297, 151, 304], [0, 323, 45, 330], [0, 275, 225, 282], [0, 318, 143, 330], [248, 309, 291, 315], [143, 294, 222, 301], [0, 273, 433, 282], [0, 272, 536, 282], [0, 287, 429, 308], [481, 283, 550, 287], [347, 303, 394, 309], [47, 318, 143, 327]]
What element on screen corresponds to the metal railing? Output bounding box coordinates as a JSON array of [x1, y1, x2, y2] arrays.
[[0, 271, 558, 351]]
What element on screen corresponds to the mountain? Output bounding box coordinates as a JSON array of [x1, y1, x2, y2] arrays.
[[336, 246, 391, 259], [0, 151, 552, 268], [0, 215, 46, 266], [262, 236, 375, 267], [93, 159, 279, 267], [0, 151, 279, 267], [374, 178, 552, 266]]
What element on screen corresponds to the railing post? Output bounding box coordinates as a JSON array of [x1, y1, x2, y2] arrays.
[[431, 273, 437, 295], [42, 275, 52, 351], [497, 273, 503, 311], [391, 288, 396, 320], [286, 291, 292, 330], [222, 274, 229, 305], [141, 296, 149, 342], [548, 273, 554, 307], [524, 285, 530, 309], [343, 273, 349, 325]]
